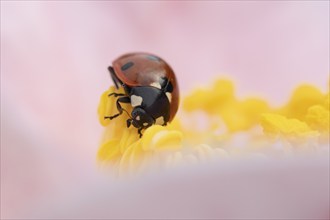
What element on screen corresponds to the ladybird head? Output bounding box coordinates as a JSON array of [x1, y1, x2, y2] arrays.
[[127, 107, 154, 129]]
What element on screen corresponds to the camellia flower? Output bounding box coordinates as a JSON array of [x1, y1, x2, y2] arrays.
[[97, 78, 329, 176]]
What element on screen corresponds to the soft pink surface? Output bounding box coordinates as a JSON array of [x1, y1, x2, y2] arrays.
[[1, 1, 329, 219]]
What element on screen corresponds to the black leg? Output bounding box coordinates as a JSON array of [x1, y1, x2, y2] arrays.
[[138, 127, 143, 138], [104, 96, 131, 120], [108, 66, 122, 89], [108, 92, 125, 97]]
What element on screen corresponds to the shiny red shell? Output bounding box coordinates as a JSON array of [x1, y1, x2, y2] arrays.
[[112, 52, 179, 122]]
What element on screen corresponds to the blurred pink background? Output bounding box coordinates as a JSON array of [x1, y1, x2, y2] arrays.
[[1, 1, 329, 219]]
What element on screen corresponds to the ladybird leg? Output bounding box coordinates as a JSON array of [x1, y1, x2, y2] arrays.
[[137, 127, 143, 138], [108, 66, 122, 89], [108, 92, 126, 97], [104, 96, 131, 120]]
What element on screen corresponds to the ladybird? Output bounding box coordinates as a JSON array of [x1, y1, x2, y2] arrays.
[[105, 52, 179, 137]]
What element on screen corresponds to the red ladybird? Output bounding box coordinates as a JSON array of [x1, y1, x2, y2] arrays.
[[105, 52, 179, 137]]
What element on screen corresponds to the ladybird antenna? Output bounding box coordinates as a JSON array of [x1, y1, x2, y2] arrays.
[[122, 108, 132, 119]]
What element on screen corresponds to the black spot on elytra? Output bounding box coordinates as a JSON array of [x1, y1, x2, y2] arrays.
[[121, 62, 134, 71]]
